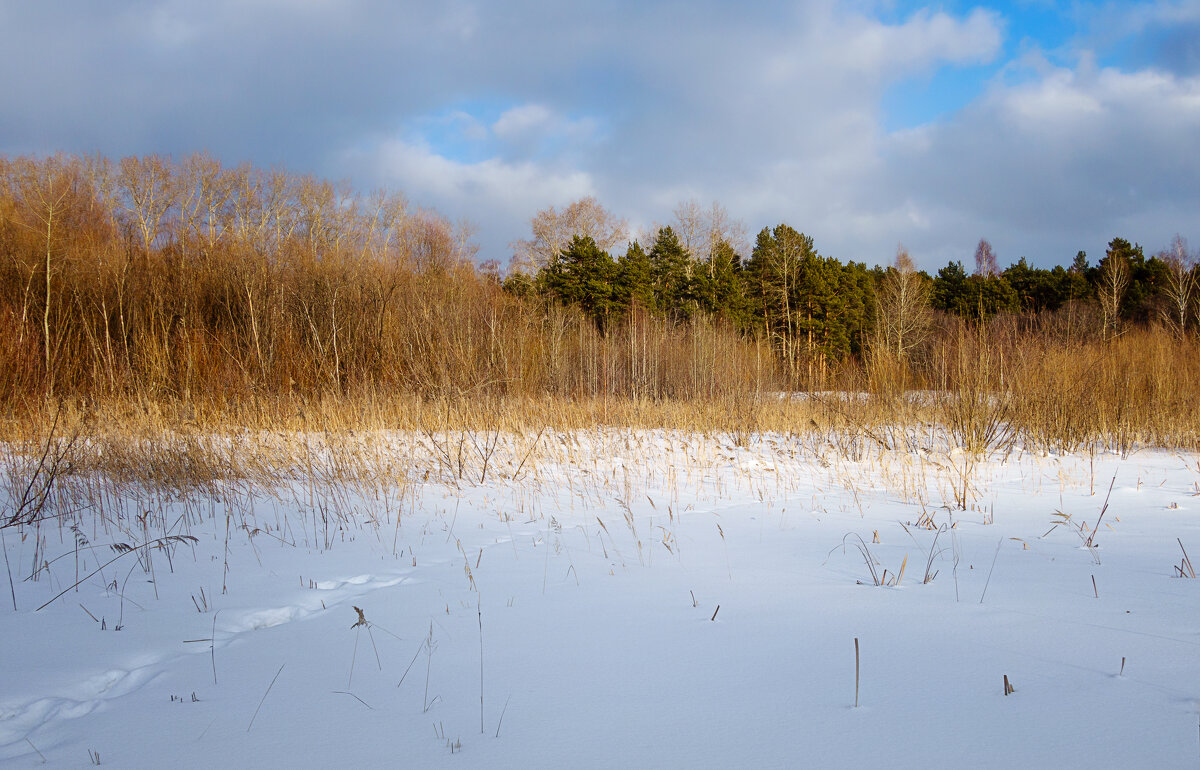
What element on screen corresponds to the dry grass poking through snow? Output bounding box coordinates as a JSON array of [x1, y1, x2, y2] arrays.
[[3, 314, 1200, 566]]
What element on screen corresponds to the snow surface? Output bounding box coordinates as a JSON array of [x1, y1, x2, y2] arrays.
[[2, 429, 1199, 768]]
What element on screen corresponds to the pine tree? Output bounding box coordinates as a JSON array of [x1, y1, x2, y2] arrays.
[[742, 224, 869, 376], [1066, 251, 1092, 302], [539, 235, 616, 332], [613, 240, 654, 313], [648, 226, 695, 321], [1002, 257, 1069, 314], [695, 238, 745, 323], [932, 260, 971, 316]]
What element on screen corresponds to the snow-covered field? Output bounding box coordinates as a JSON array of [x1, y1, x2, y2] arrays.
[[2, 429, 1199, 768]]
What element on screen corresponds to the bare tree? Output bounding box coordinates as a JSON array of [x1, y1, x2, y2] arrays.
[[407, 210, 470, 275], [1097, 253, 1130, 339], [358, 188, 409, 262], [179, 153, 235, 252], [672, 198, 747, 274], [229, 165, 298, 256], [296, 175, 359, 258], [672, 198, 705, 258], [876, 245, 932, 358], [1158, 234, 1196, 338], [10, 155, 78, 382], [82, 153, 120, 234], [974, 238, 998, 277], [510, 196, 626, 274], [117, 155, 178, 255], [703, 200, 747, 262]]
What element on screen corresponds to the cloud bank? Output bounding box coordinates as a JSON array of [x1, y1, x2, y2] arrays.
[[1, 0, 1196, 268]]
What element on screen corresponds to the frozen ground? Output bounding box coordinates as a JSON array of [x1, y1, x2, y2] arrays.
[[1, 429, 1199, 768]]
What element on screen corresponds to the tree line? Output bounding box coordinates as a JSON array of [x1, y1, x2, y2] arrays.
[[507, 197, 1198, 373], [0, 153, 780, 405], [0, 152, 1196, 411]]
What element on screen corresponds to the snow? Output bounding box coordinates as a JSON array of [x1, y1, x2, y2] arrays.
[[2, 430, 1199, 767]]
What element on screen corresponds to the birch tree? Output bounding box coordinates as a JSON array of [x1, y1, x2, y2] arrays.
[[510, 197, 626, 275], [10, 155, 77, 382], [876, 246, 931, 358], [1158, 234, 1195, 338], [974, 238, 998, 277], [1097, 252, 1130, 339]]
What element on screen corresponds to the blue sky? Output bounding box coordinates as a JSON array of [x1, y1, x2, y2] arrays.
[[1, 0, 1197, 269]]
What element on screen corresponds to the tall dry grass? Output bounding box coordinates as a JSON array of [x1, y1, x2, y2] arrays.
[[879, 314, 1200, 454], [1, 151, 1199, 487], [0, 153, 784, 419]]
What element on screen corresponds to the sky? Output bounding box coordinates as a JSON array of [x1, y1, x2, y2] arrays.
[[1, 0, 1197, 270]]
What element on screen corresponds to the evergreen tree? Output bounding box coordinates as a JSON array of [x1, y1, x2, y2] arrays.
[[933, 259, 1017, 319], [793, 254, 846, 364], [964, 275, 1019, 319], [502, 270, 537, 298], [932, 260, 971, 316], [1065, 251, 1092, 302], [539, 235, 616, 331], [742, 224, 870, 371], [744, 225, 811, 367], [613, 240, 654, 313], [694, 238, 746, 323], [844, 261, 878, 357], [648, 226, 695, 321], [1003, 257, 1068, 314]]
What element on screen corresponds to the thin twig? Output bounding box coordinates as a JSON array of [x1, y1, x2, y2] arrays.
[[2, 528, 17, 611], [1085, 474, 1117, 548], [979, 538, 1002, 604], [397, 640, 423, 689], [478, 597, 485, 734], [367, 625, 382, 670], [211, 610, 219, 685], [247, 663, 285, 732], [1180, 539, 1196, 579], [332, 690, 373, 709], [511, 428, 545, 482], [495, 694, 511, 738], [24, 737, 46, 764], [854, 637, 860, 708]]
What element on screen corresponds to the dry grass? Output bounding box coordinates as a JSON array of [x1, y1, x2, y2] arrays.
[[3, 320, 1199, 504], [2, 153, 1200, 513]]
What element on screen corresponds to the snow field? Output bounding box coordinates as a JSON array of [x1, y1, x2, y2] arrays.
[[1, 429, 1198, 767]]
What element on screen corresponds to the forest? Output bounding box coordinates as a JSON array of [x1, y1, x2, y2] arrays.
[[513, 201, 1191, 369], [1, 152, 1198, 446]]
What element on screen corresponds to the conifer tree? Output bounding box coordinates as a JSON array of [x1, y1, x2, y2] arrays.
[[539, 235, 616, 332], [932, 260, 971, 316], [648, 226, 695, 321], [694, 238, 746, 323], [614, 240, 654, 313]]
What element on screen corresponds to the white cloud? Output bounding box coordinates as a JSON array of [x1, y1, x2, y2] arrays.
[[840, 7, 1004, 76], [3, 1, 1198, 269], [491, 104, 601, 160], [878, 59, 1200, 265], [491, 105, 557, 141], [340, 135, 596, 259], [365, 138, 592, 210]]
